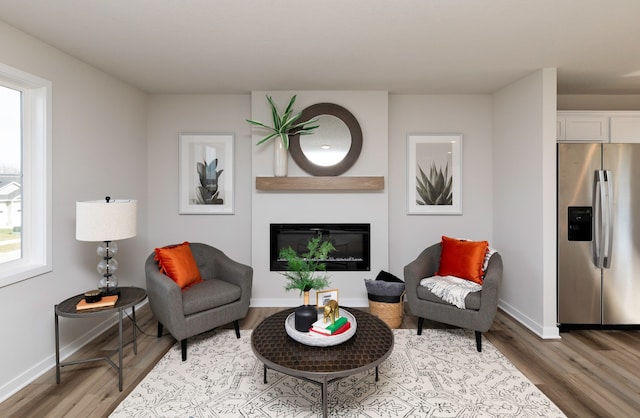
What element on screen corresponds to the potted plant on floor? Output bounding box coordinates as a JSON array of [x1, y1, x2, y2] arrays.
[[279, 235, 336, 331], [246, 94, 318, 177]]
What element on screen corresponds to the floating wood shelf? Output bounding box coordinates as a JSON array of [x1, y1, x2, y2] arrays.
[[255, 176, 385, 191]]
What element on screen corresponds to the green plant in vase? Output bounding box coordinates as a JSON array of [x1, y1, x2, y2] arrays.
[[279, 236, 335, 295], [246, 94, 318, 149], [246, 94, 318, 177], [279, 236, 336, 332]]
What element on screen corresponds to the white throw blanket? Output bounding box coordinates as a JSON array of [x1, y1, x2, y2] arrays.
[[420, 275, 482, 309]]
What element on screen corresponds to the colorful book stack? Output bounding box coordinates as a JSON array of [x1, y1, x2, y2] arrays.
[[309, 316, 351, 336]]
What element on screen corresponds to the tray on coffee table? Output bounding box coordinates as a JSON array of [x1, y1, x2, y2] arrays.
[[284, 308, 357, 346]]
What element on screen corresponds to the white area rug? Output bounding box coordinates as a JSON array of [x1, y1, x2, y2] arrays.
[[111, 329, 565, 417]]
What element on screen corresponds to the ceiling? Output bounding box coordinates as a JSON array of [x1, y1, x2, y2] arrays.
[[1, 0, 640, 95]]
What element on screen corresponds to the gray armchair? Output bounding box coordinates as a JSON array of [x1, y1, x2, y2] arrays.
[[404, 243, 502, 352], [145, 243, 253, 361]]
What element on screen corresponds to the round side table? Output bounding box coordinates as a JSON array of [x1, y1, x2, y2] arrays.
[[54, 286, 147, 391]]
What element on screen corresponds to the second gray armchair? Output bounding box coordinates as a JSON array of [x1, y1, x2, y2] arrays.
[[404, 242, 502, 352]]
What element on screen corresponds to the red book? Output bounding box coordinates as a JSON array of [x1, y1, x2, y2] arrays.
[[332, 321, 351, 335]]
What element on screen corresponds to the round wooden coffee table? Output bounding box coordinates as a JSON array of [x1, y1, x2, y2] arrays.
[[251, 307, 394, 418]]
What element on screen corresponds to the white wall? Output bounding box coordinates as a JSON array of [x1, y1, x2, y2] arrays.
[[146, 94, 252, 264], [250, 91, 389, 307], [146, 92, 497, 309], [492, 69, 559, 338], [388, 95, 494, 274], [0, 22, 148, 400]]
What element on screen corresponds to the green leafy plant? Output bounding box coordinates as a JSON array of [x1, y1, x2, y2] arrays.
[[279, 236, 336, 295], [416, 161, 453, 205], [246, 94, 318, 149]]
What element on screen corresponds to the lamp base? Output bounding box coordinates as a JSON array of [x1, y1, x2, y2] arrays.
[[98, 273, 118, 297]]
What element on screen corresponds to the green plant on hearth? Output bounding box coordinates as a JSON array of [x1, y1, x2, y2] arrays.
[[279, 236, 336, 295], [246, 94, 318, 149], [416, 161, 453, 205]]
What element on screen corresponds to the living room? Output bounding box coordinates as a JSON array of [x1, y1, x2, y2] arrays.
[[1, 2, 640, 415]]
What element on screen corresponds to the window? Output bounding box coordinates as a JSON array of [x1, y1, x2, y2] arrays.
[[0, 63, 51, 287], [0, 85, 21, 263]]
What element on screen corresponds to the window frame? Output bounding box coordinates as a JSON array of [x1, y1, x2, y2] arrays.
[[0, 63, 52, 287]]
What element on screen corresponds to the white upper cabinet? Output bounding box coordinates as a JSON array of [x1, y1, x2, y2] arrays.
[[610, 115, 640, 143], [558, 111, 640, 143], [557, 112, 609, 142]]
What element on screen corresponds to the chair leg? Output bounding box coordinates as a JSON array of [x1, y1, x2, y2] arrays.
[[157, 322, 163, 338], [417, 317, 424, 335], [233, 320, 240, 338], [181, 339, 187, 361], [475, 331, 482, 352]]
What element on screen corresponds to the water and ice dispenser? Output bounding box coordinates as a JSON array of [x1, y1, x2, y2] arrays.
[[567, 206, 592, 241]]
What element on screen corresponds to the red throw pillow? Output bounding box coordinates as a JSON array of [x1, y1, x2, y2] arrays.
[[437, 236, 488, 284], [154, 242, 202, 289]]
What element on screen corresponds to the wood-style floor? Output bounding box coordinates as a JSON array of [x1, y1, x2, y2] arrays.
[[1, 304, 639, 417]]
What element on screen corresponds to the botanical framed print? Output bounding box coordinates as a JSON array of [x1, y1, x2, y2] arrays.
[[407, 133, 462, 215], [316, 288, 339, 307], [179, 133, 234, 214]]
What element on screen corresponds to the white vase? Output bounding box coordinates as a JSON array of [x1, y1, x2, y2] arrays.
[[273, 138, 288, 177]]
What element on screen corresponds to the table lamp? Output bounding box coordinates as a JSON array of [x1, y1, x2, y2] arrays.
[[76, 196, 137, 296]]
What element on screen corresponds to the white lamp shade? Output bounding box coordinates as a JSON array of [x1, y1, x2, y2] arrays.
[[76, 199, 137, 241]]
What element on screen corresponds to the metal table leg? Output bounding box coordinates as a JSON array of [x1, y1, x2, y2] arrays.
[[132, 305, 138, 354], [322, 376, 328, 418], [118, 309, 123, 391], [55, 307, 60, 384]]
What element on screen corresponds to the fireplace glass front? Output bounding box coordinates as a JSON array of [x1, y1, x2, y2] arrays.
[[270, 223, 370, 271]]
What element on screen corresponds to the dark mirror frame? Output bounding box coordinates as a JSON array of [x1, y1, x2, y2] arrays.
[[289, 103, 363, 176]]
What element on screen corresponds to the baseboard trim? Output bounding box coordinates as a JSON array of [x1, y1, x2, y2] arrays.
[[498, 300, 560, 339]]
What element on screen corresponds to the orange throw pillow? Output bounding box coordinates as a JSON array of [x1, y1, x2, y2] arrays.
[[154, 242, 202, 289], [437, 236, 488, 284]]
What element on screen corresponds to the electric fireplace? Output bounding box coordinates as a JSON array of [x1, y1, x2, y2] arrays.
[[270, 223, 370, 271]]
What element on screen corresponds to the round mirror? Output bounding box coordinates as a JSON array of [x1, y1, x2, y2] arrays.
[[300, 114, 350, 167], [289, 103, 362, 176]]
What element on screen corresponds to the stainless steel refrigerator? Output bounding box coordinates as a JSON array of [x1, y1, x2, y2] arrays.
[[558, 143, 640, 326]]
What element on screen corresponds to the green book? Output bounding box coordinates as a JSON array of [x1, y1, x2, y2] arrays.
[[311, 315, 348, 332], [325, 316, 348, 333]]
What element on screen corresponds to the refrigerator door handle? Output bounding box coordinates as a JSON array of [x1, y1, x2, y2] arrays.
[[592, 170, 605, 268], [603, 170, 613, 268]]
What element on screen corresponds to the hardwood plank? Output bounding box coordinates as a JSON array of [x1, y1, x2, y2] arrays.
[[564, 372, 640, 418], [2, 304, 640, 418]]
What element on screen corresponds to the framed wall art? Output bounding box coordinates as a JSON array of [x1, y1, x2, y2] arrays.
[[316, 288, 339, 307], [179, 133, 234, 214], [407, 133, 462, 215]]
